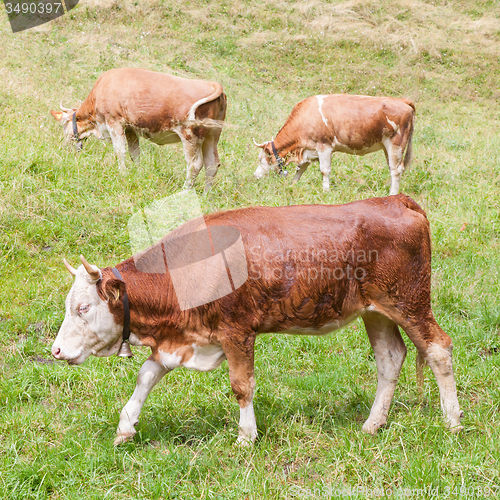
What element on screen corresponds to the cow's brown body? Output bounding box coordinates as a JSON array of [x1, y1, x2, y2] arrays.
[[255, 94, 415, 194], [52, 195, 462, 444], [51, 68, 227, 190]]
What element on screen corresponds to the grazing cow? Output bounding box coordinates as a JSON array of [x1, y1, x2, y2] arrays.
[[51, 68, 227, 191], [254, 94, 415, 194], [52, 194, 462, 445]]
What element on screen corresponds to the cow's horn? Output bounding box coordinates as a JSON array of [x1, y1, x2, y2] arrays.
[[59, 102, 72, 113], [253, 138, 267, 148], [63, 259, 77, 276], [80, 255, 100, 281]]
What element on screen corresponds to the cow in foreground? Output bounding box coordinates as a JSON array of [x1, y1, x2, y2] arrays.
[[52, 194, 462, 445], [254, 94, 415, 194], [51, 68, 227, 191]]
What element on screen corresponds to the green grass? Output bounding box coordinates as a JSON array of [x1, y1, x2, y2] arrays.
[[1, 0, 500, 498]]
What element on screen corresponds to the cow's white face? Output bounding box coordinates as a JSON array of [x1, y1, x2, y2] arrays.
[[254, 142, 276, 179], [52, 265, 122, 365]]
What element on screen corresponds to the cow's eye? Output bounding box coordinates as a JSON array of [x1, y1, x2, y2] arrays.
[[78, 304, 90, 314]]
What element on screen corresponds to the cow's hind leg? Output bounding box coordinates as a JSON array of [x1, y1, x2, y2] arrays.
[[180, 132, 204, 190], [407, 321, 463, 433], [374, 305, 463, 433], [361, 312, 407, 435], [383, 138, 405, 195], [219, 334, 257, 445], [125, 128, 140, 163], [201, 129, 221, 192], [114, 357, 168, 446]]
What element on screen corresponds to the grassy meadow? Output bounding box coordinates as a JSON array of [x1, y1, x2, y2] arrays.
[[1, 0, 500, 498]]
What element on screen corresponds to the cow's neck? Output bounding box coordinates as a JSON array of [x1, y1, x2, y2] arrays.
[[100, 267, 186, 349], [273, 128, 300, 159], [75, 89, 97, 131]]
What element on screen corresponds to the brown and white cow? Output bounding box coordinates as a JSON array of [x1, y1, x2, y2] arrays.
[[52, 194, 462, 445], [51, 68, 227, 191], [254, 94, 415, 194]]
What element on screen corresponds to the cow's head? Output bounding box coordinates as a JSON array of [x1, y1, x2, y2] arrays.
[[254, 140, 278, 179], [50, 105, 84, 150], [52, 256, 123, 365]]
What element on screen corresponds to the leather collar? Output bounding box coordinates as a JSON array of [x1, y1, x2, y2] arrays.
[[111, 267, 130, 344]]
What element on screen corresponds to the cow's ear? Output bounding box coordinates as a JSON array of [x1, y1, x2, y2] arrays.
[[51, 110, 63, 122], [103, 279, 126, 305]]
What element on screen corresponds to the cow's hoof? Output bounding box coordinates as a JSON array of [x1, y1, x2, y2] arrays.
[[235, 436, 254, 447], [361, 419, 381, 435], [114, 433, 134, 446], [450, 424, 464, 435]]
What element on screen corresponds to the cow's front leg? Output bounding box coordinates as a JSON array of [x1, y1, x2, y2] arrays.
[[292, 162, 310, 185], [114, 358, 169, 446], [361, 313, 407, 435], [220, 334, 257, 445], [108, 122, 128, 172], [317, 147, 333, 191]]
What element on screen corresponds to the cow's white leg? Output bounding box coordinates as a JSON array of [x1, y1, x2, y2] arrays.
[[108, 122, 128, 172], [202, 130, 221, 192], [292, 162, 310, 184], [237, 388, 257, 446], [361, 313, 407, 435], [114, 358, 169, 446], [317, 147, 333, 191], [424, 343, 463, 433], [383, 140, 404, 195], [125, 128, 140, 163], [219, 335, 258, 445], [180, 132, 204, 190]]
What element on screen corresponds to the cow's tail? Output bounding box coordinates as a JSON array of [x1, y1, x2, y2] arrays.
[[416, 350, 426, 398], [187, 82, 225, 122], [401, 98, 415, 112], [396, 193, 427, 219], [402, 99, 415, 169]]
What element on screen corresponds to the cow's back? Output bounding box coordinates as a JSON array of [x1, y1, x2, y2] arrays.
[[204, 193, 427, 244], [279, 94, 415, 149], [92, 68, 222, 130]]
